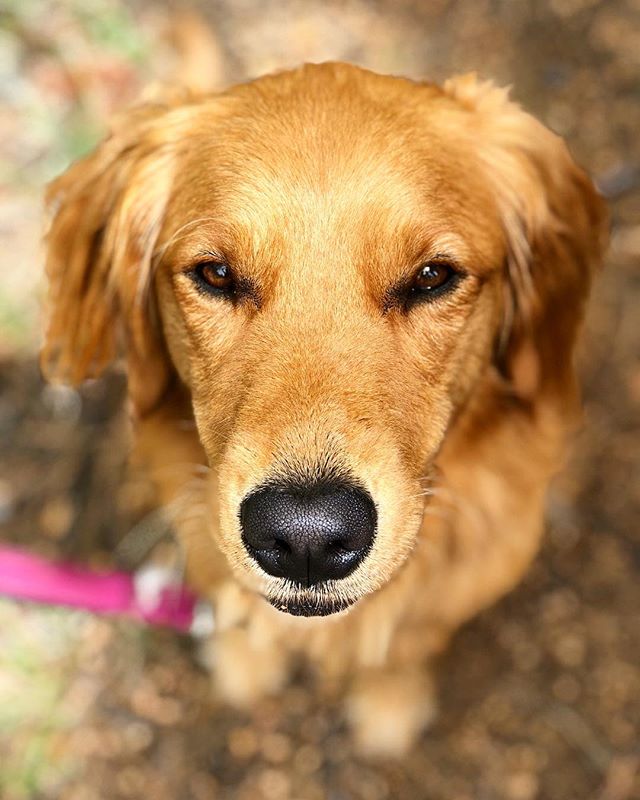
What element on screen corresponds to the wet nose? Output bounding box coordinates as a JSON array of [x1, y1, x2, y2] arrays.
[[240, 482, 377, 586]]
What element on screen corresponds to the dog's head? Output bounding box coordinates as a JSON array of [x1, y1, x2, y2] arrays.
[[42, 64, 606, 616]]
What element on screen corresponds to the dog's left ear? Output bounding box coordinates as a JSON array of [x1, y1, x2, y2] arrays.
[[445, 74, 609, 412]]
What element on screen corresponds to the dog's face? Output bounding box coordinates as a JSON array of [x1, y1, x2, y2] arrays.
[[43, 65, 606, 616]]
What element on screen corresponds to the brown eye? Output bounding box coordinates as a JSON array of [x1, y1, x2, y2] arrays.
[[191, 261, 235, 295], [413, 261, 457, 293]]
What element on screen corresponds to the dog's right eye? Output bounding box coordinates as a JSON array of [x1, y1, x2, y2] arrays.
[[190, 261, 236, 296]]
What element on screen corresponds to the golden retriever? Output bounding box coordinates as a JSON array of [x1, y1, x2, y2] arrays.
[[42, 63, 607, 755]]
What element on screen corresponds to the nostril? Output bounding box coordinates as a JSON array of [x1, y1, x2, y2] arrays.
[[328, 538, 358, 554], [272, 538, 291, 555]]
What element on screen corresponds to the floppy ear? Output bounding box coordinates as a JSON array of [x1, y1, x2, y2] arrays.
[[445, 75, 608, 413], [41, 93, 193, 414]]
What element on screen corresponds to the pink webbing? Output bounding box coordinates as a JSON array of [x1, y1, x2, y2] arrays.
[[0, 544, 196, 632]]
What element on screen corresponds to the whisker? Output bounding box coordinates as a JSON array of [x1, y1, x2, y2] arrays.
[[409, 488, 436, 500]]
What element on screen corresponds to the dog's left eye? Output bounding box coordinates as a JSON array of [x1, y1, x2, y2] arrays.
[[412, 261, 458, 295], [384, 259, 464, 312], [190, 261, 235, 296]]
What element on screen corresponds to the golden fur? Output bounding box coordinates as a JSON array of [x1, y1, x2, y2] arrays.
[[42, 63, 607, 755]]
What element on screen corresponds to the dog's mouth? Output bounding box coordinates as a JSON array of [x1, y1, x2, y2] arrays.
[[264, 586, 357, 617]]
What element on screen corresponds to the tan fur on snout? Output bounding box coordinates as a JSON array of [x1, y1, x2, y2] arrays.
[[42, 63, 607, 755]]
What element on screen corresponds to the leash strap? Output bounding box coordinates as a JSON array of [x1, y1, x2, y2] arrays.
[[0, 543, 207, 633]]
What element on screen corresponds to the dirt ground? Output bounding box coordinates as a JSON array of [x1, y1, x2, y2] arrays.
[[0, 1, 639, 799]]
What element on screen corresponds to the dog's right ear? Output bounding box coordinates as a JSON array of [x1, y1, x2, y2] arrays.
[[41, 93, 193, 414]]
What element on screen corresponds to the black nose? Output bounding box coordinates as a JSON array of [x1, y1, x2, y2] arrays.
[[240, 482, 376, 586]]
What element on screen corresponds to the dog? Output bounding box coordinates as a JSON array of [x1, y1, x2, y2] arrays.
[[41, 63, 607, 756]]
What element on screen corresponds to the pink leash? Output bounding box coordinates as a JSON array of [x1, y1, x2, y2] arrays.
[[0, 544, 209, 634]]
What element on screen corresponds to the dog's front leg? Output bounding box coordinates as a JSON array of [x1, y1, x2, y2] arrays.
[[212, 627, 289, 707], [346, 663, 437, 757], [204, 583, 291, 708]]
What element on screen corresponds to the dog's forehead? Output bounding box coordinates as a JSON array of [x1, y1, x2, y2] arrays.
[[166, 66, 503, 276]]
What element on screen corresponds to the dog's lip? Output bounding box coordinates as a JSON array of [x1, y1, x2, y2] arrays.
[[265, 593, 356, 617]]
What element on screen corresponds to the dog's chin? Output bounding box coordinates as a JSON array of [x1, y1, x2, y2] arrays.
[[266, 592, 357, 618]]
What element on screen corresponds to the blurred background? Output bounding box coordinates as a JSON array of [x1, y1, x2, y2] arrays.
[[0, 1, 639, 798]]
